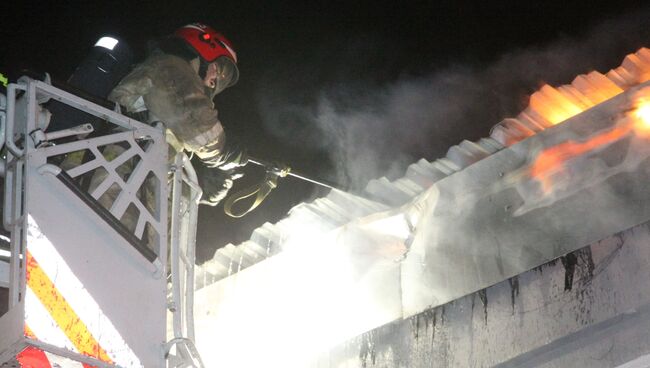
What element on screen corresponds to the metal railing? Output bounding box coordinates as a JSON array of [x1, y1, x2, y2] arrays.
[[0, 76, 204, 367], [167, 152, 204, 368]]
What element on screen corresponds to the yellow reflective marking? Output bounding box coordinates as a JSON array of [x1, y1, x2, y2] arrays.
[[24, 323, 37, 339], [26, 251, 113, 364]]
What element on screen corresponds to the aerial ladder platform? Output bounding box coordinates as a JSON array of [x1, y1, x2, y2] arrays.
[[0, 76, 203, 367]]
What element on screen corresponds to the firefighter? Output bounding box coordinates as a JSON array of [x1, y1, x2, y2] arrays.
[[108, 23, 246, 206]]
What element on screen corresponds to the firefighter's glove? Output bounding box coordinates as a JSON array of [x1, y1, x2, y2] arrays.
[[202, 138, 248, 170], [197, 164, 243, 206]]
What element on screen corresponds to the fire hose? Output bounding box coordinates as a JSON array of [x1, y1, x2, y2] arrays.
[[223, 157, 344, 218]]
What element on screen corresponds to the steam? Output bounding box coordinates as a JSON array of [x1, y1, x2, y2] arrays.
[[197, 10, 650, 366], [257, 8, 650, 191]]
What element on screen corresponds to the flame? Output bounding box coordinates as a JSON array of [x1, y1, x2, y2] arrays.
[[508, 48, 650, 194], [633, 98, 650, 134], [528, 96, 650, 193], [529, 124, 632, 193], [528, 73, 623, 126], [492, 48, 650, 148], [525, 49, 650, 127]]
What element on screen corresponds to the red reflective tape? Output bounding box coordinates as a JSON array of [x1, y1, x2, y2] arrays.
[[16, 346, 52, 368]]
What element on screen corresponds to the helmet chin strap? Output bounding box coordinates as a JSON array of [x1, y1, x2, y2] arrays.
[[205, 84, 220, 99], [189, 57, 208, 80], [198, 59, 209, 80], [189, 57, 219, 98]]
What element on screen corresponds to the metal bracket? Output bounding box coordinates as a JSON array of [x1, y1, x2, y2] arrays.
[[37, 164, 160, 269], [30, 123, 94, 147], [164, 337, 205, 368]]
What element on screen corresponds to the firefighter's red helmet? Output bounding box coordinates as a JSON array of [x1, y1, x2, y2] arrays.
[[175, 23, 238, 63], [175, 23, 239, 90]]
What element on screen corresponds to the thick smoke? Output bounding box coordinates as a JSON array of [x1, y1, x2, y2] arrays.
[[257, 8, 650, 191]]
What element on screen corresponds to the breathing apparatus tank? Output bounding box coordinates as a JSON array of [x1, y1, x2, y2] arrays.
[[46, 35, 134, 133]]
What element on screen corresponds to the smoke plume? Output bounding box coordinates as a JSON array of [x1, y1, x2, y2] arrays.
[[257, 7, 650, 191], [199, 9, 650, 366]]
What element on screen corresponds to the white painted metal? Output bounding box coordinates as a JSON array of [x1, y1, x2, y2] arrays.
[[180, 154, 201, 343], [0, 77, 179, 367], [167, 152, 204, 367], [0, 93, 6, 154], [6, 158, 24, 308], [0, 260, 9, 290], [27, 339, 117, 368], [4, 82, 26, 157], [30, 123, 94, 147], [0, 301, 26, 365], [616, 353, 650, 368]]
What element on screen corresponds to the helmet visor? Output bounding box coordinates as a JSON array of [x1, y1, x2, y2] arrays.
[[208, 57, 239, 95]]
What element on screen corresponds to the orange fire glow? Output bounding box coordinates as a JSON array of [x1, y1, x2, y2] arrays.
[[529, 124, 632, 192], [529, 98, 650, 193], [633, 100, 650, 134], [528, 77, 622, 125], [492, 48, 650, 148], [514, 47, 650, 193], [525, 50, 650, 127]]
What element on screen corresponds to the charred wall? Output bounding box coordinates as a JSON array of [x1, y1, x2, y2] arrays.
[[319, 222, 650, 367]]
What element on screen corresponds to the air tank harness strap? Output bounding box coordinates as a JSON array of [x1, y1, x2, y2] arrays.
[[223, 163, 291, 218]]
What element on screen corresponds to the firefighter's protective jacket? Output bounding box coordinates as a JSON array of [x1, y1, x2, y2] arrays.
[[108, 53, 225, 164]]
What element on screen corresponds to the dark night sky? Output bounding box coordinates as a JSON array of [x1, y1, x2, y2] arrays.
[[2, 1, 649, 262]]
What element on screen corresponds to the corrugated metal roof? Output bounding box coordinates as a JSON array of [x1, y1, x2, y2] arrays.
[[196, 47, 650, 289]]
